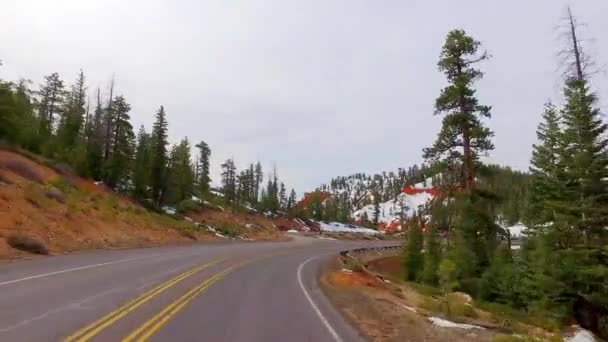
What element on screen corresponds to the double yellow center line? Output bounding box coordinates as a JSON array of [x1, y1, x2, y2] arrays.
[[64, 258, 226, 342], [123, 263, 242, 342], [65, 249, 300, 342]]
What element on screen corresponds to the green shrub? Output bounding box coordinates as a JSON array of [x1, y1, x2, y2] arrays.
[[176, 199, 201, 214], [47, 177, 75, 194]]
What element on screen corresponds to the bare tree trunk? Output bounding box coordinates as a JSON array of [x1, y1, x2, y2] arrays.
[[568, 7, 585, 81], [103, 77, 115, 161]]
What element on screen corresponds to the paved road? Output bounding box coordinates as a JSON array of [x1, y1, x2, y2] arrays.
[[0, 235, 391, 341]]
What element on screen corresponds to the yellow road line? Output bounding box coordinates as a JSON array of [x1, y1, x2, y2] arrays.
[[122, 266, 237, 342], [122, 249, 305, 342], [64, 258, 225, 342]]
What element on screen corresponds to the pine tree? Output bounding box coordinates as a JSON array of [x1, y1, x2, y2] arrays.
[[84, 88, 105, 179], [165, 138, 194, 205], [102, 78, 115, 161], [527, 103, 564, 230], [287, 189, 297, 212], [372, 191, 381, 227], [57, 70, 86, 152], [279, 182, 287, 211], [403, 217, 424, 281], [195, 141, 211, 197], [248, 164, 256, 204], [102, 95, 134, 189], [36, 73, 65, 142], [132, 126, 151, 200], [423, 30, 494, 192], [0, 81, 18, 143], [12, 80, 39, 150], [220, 158, 237, 205], [150, 106, 169, 205], [557, 78, 608, 246], [254, 162, 263, 204], [196, 141, 211, 196], [422, 225, 441, 285]]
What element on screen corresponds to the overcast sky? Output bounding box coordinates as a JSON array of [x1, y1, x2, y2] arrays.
[[1, 1, 607, 193]]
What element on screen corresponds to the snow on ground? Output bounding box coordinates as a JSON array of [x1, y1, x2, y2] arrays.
[[502, 223, 528, 238], [161, 206, 176, 215], [428, 317, 484, 330], [317, 221, 379, 235], [353, 191, 434, 225], [566, 327, 596, 342]]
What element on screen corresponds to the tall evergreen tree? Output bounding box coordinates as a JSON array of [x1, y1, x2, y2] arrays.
[[221, 158, 237, 205], [102, 95, 134, 189], [102, 78, 115, 161], [0, 80, 18, 143], [165, 138, 194, 204], [150, 106, 169, 205], [557, 78, 608, 246], [423, 30, 493, 192], [36, 73, 65, 142], [287, 189, 297, 212], [403, 217, 424, 281], [279, 182, 287, 211], [195, 141, 211, 196], [254, 162, 263, 204], [372, 191, 381, 227], [57, 70, 86, 151], [132, 126, 151, 200], [84, 88, 105, 179], [527, 103, 564, 230]]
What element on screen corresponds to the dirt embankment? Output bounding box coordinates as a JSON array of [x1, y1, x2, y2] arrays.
[[0, 149, 214, 259]]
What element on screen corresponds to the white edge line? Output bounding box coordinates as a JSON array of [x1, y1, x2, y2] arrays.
[[0, 255, 149, 287], [297, 256, 343, 342]]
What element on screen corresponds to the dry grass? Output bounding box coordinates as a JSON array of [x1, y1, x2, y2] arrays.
[[6, 234, 49, 255]]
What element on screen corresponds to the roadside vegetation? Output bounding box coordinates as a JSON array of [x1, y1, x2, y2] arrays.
[[398, 9, 607, 340], [321, 8, 606, 342]]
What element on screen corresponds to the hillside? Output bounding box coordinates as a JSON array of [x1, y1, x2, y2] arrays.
[[0, 148, 315, 259], [313, 164, 530, 232], [0, 148, 219, 259], [315, 164, 433, 211]]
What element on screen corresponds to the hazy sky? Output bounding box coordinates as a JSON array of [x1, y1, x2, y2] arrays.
[[1, 1, 607, 192]]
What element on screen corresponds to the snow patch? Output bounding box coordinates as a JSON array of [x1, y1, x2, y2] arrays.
[[287, 229, 299, 233], [161, 206, 176, 215], [317, 221, 379, 235], [566, 327, 596, 342], [353, 191, 433, 227], [503, 223, 528, 238], [428, 317, 484, 330], [400, 304, 417, 313]]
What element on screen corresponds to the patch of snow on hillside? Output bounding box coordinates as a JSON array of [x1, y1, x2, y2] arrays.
[[566, 327, 596, 342], [353, 191, 434, 225], [317, 221, 379, 235], [429, 317, 484, 330]]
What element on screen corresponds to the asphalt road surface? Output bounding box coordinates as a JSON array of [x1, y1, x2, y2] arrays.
[[0, 235, 392, 342]]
